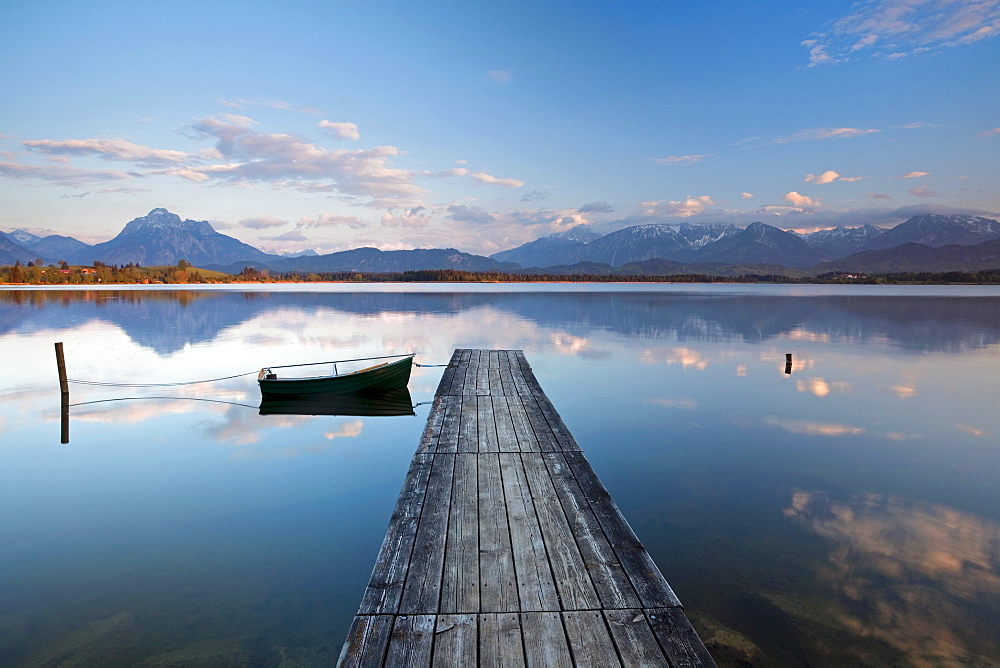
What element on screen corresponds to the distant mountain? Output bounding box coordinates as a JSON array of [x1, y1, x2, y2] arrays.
[[24, 234, 91, 260], [859, 215, 1000, 252], [68, 208, 273, 266], [579, 223, 740, 266], [213, 246, 518, 274], [814, 238, 1000, 275], [0, 232, 41, 265], [7, 230, 42, 246], [688, 222, 823, 268], [493, 222, 740, 267], [490, 225, 599, 266], [276, 248, 319, 258], [798, 225, 886, 259]]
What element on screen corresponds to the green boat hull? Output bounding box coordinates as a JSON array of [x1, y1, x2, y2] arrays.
[[258, 355, 413, 397]]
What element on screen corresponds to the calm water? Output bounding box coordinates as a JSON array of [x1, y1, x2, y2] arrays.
[[2, 285, 999, 666]]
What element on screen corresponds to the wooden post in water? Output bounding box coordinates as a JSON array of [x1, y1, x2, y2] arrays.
[[55, 342, 69, 443], [785, 353, 793, 375]]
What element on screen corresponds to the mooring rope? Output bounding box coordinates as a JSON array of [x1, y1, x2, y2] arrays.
[[69, 396, 259, 409], [65, 354, 449, 388], [67, 371, 258, 388]]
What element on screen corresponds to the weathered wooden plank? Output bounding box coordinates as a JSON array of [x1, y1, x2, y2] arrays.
[[563, 610, 622, 667], [441, 453, 480, 614], [562, 451, 682, 609], [477, 395, 500, 453], [488, 350, 504, 395], [431, 614, 477, 667], [456, 393, 478, 454], [399, 454, 456, 614], [521, 454, 601, 610], [514, 350, 581, 451], [435, 394, 462, 454], [474, 349, 491, 393], [645, 608, 717, 667], [446, 348, 473, 396], [517, 392, 562, 452], [491, 395, 520, 453], [384, 614, 436, 665], [542, 452, 641, 610], [478, 453, 519, 613], [505, 392, 540, 453], [359, 453, 433, 614], [338, 615, 393, 667], [604, 609, 669, 667], [416, 395, 446, 455], [461, 349, 482, 396], [479, 613, 525, 667], [435, 349, 463, 397], [499, 452, 560, 612], [504, 349, 533, 395], [521, 611, 573, 667]]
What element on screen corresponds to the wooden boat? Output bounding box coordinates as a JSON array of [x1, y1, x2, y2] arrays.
[[259, 388, 415, 417], [258, 354, 414, 397]]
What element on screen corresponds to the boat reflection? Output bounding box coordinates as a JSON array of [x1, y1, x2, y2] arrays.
[[258, 388, 415, 417]]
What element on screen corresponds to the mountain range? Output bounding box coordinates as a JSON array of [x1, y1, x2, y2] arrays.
[[2, 208, 1000, 277]]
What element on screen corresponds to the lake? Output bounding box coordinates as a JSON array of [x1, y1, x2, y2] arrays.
[[2, 284, 999, 666]]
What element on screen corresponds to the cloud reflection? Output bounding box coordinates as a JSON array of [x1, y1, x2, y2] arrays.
[[784, 489, 1000, 663], [649, 397, 698, 410], [795, 377, 851, 398], [763, 415, 864, 436], [641, 347, 710, 370]]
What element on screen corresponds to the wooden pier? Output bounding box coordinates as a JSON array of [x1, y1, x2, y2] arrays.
[[339, 349, 715, 666]]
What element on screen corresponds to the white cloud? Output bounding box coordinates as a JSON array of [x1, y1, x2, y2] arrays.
[[381, 206, 431, 228], [639, 195, 715, 218], [239, 215, 288, 229], [182, 115, 426, 208], [469, 171, 524, 188], [740, 192, 754, 199], [298, 213, 369, 229], [840, 176, 864, 182], [655, 154, 709, 165], [23, 138, 189, 165], [776, 127, 880, 143], [447, 204, 497, 224], [784, 191, 817, 207], [218, 98, 322, 114], [977, 127, 1000, 139], [318, 120, 360, 140], [804, 170, 840, 184], [902, 170, 930, 178], [486, 69, 512, 83], [908, 184, 939, 197], [804, 0, 1000, 64], [0, 160, 131, 187]]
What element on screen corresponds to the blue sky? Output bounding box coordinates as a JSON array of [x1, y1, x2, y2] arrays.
[[1, 0, 998, 255]]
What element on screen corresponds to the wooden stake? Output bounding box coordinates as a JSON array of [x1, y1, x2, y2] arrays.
[[55, 342, 69, 443]]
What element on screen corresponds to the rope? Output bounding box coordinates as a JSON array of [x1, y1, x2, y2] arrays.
[[69, 396, 258, 409], [67, 371, 258, 388], [65, 354, 441, 388], [268, 353, 414, 370]]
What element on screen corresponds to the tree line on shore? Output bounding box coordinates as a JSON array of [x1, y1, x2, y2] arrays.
[[2, 261, 1000, 285]]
